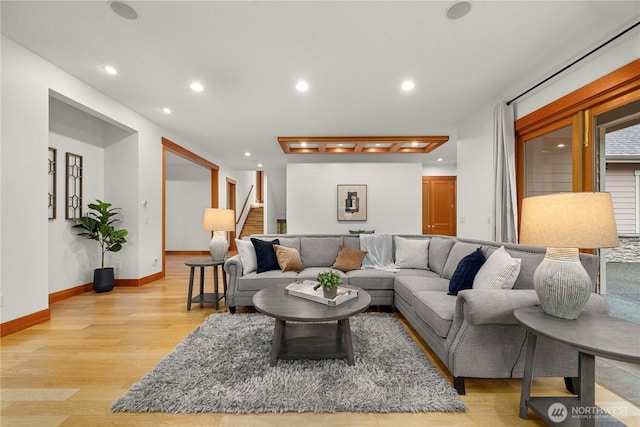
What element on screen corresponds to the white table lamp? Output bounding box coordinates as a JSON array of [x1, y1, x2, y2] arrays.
[[202, 208, 235, 261], [520, 192, 619, 319]]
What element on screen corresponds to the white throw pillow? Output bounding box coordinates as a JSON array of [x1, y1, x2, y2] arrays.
[[473, 246, 521, 290], [394, 236, 429, 269], [235, 239, 257, 275]]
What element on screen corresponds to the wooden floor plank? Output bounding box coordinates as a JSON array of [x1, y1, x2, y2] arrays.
[[1, 254, 636, 427]]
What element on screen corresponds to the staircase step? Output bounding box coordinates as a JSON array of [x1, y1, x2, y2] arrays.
[[240, 206, 264, 236]]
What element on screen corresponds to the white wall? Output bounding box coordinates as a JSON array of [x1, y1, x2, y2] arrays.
[[265, 168, 287, 233], [2, 37, 54, 321], [422, 164, 457, 176], [456, 104, 495, 240], [165, 162, 211, 251], [1, 36, 234, 324], [287, 163, 422, 234], [104, 132, 139, 276]]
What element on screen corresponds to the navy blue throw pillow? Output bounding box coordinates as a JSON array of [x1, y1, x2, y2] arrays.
[[447, 248, 486, 296], [251, 238, 280, 273]]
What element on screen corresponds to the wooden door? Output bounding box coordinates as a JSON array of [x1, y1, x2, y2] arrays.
[[422, 176, 456, 236]]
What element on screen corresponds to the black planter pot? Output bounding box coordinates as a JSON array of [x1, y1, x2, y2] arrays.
[[93, 268, 115, 293]]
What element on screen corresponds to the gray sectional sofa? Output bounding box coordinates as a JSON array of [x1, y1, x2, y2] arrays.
[[223, 234, 609, 394]]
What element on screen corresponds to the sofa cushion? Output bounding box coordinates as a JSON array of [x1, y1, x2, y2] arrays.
[[442, 242, 481, 279], [238, 270, 298, 291], [276, 237, 301, 252], [428, 237, 455, 276], [342, 236, 361, 250], [301, 237, 342, 267], [394, 236, 429, 269], [473, 246, 522, 290], [332, 247, 368, 272], [412, 291, 456, 338], [395, 269, 439, 278], [448, 247, 486, 296], [394, 275, 449, 303], [346, 268, 396, 290], [251, 238, 280, 273], [235, 238, 257, 275], [296, 267, 348, 282], [274, 244, 304, 272], [503, 248, 543, 290]]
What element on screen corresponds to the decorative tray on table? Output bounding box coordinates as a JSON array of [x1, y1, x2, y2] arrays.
[[284, 281, 358, 306]]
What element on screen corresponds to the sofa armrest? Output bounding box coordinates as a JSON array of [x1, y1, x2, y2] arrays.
[[224, 254, 242, 277], [224, 255, 244, 307], [455, 289, 539, 325], [455, 289, 610, 326], [444, 290, 610, 377]]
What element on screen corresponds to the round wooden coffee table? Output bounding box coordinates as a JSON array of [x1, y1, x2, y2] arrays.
[[253, 284, 371, 366]]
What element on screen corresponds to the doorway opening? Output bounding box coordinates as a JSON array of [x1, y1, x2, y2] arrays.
[[161, 137, 219, 275]]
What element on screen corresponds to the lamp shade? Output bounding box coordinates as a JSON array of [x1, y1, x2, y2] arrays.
[[520, 192, 619, 249], [202, 208, 235, 232]]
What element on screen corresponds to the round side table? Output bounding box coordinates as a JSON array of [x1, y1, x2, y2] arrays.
[[184, 257, 227, 310]]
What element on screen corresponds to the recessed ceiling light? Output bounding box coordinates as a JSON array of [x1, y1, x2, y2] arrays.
[[557, 144, 566, 148], [163, 107, 172, 114], [300, 142, 308, 148], [437, 158, 444, 162], [401, 80, 415, 91], [244, 152, 251, 157], [411, 141, 419, 147], [296, 80, 309, 92], [446, 1, 472, 20], [257, 163, 263, 168], [190, 82, 204, 92], [110, 1, 138, 20], [103, 65, 117, 75]]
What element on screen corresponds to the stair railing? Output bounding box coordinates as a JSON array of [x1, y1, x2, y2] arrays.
[[236, 184, 255, 236]]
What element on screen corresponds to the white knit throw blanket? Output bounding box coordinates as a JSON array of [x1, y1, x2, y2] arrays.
[[359, 233, 397, 271]]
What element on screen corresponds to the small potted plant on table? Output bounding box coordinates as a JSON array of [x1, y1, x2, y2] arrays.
[[73, 199, 128, 293], [317, 270, 342, 299]]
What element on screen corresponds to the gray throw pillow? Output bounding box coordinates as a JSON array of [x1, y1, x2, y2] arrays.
[[394, 236, 429, 269], [473, 246, 522, 290]]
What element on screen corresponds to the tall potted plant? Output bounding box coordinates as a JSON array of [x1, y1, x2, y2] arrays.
[[73, 199, 128, 293]]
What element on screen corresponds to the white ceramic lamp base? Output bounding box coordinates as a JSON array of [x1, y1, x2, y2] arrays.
[[533, 247, 592, 320], [209, 232, 229, 262]]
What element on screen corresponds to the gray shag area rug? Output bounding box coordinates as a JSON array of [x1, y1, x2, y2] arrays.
[[111, 313, 466, 414]]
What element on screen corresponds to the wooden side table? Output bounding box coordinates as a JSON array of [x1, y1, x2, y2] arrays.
[[514, 306, 640, 427], [184, 257, 227, 310]]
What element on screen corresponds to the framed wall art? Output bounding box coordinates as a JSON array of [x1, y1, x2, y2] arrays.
[[48, 147, 57, 219], [337, 184, 367, 221], [65, 152, 83, 219]]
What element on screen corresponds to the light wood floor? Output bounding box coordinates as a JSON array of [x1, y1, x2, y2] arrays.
[[1, 255, 637, 427]]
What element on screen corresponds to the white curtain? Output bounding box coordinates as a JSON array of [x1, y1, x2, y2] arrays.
[[493, 102, 518, 243]]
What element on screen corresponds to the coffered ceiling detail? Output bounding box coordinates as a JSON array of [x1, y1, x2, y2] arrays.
[[278, 136, 449, 155]]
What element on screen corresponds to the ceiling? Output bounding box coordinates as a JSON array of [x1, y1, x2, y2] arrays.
[[2, 1, 639, 171]]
